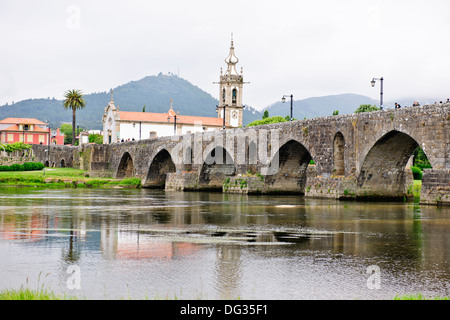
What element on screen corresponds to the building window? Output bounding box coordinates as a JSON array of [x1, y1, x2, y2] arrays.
[[39, 135, 45, 144], [232, 88, 237, 104], [222, 89, 226, 103], [149, 131, 157, 139], [23, 124, 30, 131], [7, 134, 14, 142], [27, 134, 33, 143]]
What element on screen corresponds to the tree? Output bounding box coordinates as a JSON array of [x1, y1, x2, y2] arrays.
[[333, 110, 339, 115], [60, 124, 83, 145], [262, 110, 269, 119], [63, 89, 86, 145], [354, 104, 380, 113], [60, 124, 73, 145]]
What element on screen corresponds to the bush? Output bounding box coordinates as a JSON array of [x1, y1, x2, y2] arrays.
[[9, 164, 25, 171], [246, 116, 288, 127], [0, 162, 44, 172], [354, 104, 380, 113], [410, 166, 423, 180], [0, 142, 32, 153]]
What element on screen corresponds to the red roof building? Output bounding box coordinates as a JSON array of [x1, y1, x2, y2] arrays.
[[0, 117, 64, 145]]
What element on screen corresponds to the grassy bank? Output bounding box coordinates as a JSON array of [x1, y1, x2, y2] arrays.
[[0, 288, 73, 300], [1, 287, 448, 300], [394, 293, 449, 300], [0, 168, 141, 189]]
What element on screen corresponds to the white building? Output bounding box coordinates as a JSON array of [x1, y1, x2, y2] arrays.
[[102, 95, 229, 144], [102, 38, 246, 144]]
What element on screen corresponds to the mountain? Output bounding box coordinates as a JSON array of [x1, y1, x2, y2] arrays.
[[0, 74, 382, 130], [0, 74, 259, 130], [264, 93, 379, 119]]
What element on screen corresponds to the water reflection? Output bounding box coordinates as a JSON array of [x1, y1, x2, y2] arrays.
[[0, 187, 448, 299]]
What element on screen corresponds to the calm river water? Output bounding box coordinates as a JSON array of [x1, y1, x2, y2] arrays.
[[0, 187, 448, 300]]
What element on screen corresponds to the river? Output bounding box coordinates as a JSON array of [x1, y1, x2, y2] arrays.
[[0, 187, 448, 300]]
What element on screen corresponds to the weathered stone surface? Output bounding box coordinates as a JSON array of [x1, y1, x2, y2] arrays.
[[223, 176, 265, 194], [421, 169, 450, 205], [30, 104, 449, 205]]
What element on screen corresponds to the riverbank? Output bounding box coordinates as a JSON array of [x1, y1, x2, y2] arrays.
[[0, 287, 447, 300], [0, 168, 424, 196], [0, 168, 141, 189]]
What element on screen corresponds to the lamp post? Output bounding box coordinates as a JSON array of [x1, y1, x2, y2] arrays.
[[216, 105, 228, 129], [371, 77, 384, 110], [282, 94, 294, 121], [167, 114, 177, 135]]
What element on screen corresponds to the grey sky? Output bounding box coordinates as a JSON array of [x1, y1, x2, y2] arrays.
[[1, 0, 449, 110]]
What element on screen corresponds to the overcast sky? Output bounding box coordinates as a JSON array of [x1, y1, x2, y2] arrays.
[[1, 0, 449, 110]]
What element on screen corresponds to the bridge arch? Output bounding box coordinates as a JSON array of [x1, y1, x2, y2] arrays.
[[333, 132, 345, 176], [116, 152, 135, 179], [144, 148, 176, 188], [199, 146, 235, 190], [264, 139, 313, 194], [357, 130, 427, 199]]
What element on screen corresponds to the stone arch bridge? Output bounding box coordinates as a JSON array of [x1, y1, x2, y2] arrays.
[[33, 104, 449, 205]]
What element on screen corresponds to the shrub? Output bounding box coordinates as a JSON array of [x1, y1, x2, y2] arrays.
[[23, 162, 34, 171], [410, 166, 423, 180], [0, 142, 32, 153], [354, 104, 380, 113], [10, 164, 25, 171], [246, 116, 288, 127], [0, 162, 44, 172]]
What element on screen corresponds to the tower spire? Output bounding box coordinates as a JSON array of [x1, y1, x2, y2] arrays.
[[225, 34, 239, 76]]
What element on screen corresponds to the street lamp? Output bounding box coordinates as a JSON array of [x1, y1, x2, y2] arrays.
[[216, 105, 228, 129], [167, 114, 177, 135], [371, 77, 384, 110], [282, 94, 294, 121]]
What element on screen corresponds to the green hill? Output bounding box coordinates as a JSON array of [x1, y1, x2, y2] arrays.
[[0, 74, 382, 131], [0, 74, 263, 130], [265, 93, 379, 119]]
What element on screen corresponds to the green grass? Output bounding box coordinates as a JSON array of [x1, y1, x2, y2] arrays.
[[0, 288, 70, 300], [394, 293, 449, 300], [2, 287, 447, 300], [0, 168, 141, 188]]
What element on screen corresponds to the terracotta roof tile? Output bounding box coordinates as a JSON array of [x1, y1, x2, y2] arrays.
[[118, 111, 229, 127], [2, 124, 49, 132], [0, 117, 47, 125]]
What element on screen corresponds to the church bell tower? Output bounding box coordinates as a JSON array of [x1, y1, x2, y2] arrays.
[[216, 36, 247, 128]]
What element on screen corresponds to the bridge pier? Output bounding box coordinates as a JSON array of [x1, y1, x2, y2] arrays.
[[420, 169, 450, 206], [29, 104, 448, 206]]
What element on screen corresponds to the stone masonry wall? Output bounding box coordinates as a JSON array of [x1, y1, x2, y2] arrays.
[[420, 169, 450, 206], [28, 104, 449, 205]]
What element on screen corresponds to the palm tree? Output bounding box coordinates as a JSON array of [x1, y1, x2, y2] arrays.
[[63, 89, 86, 145]]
